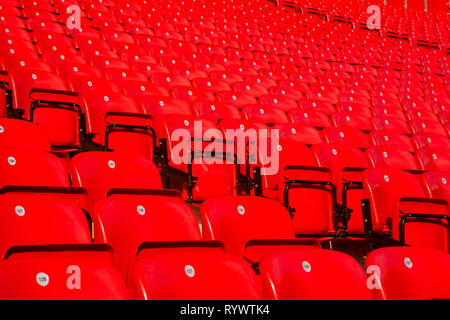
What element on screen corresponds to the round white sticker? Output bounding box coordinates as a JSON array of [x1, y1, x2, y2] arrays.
[[36, 272, 49, 287], [384, 175, 389, 182], [15, 205, 25, 217], [383, 152, 388, 158], [104, 96, 109, 102], [302, 261, 311, 272], [8, 156, 16, 166], [108, 160, 115, 169], [0, 125, 3, 133], [137, 205, 145, 215], [185, 265, 195, 278], [442, 178, 447, 185], [237, 205, 245, 215], [184, 120, 189, 126], [404, 257, 413, 268]]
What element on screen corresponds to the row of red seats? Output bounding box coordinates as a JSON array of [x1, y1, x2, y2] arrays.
[[0, 142, 449, 299]]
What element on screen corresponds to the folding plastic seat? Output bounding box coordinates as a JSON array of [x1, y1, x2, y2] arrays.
[[371, 130, 415, 153], [331, 112, 372, 132], [322, 127, 371, 150], [168, 66, 206, 81], [372, 116, 411, 135], [140, 95, 192, 118], [336, 102, 371, 118], [193, 101, 241, 123], [9, 68, 82, 148], [67, 75, 120, 95], [110, 42, 147, 59], [150, 73, 191, 90], [208, 70, 243, 85], [258, 94, 298, 112], [216, 90, 257, 107], [135, 35, 167, 50], [366, 145, 420, 172], [260, 248, 373, 300], [409, 119, 448, 137], [28, 19, 65, 35], [243, 105, 290, 125], [103, 68, 147, 85], [54, 61, 102, 78], [169, 86, 215, 106], [128, 243, 261, 300], [413, 132, 449, 150], [272, 123, 323, 145], [290, 109, 331, 129], [103, 30, 135, 45], [0, 192, 92, 258], [226, 63, 258, 77], [211, 53, 241, 66], [232, 81, 269, 98], [371, 105, 406, 120], [89, 56, 129, 72], [80, 89, 149, 145], [0, 118, 51, 151], [312, 143, 370, 234], [156, 115, 237, 201], [365, 247, 450, 300], [416, 147, 450, 172], [0, 148, 70, 188], [130, 61, 169, 78], [92, 190, 201, 278], [2, 50, 51, 71], [267, 85, 302, 102], [71, 151, 162, 209], [422, 171, 450, 203], [0, 26, 31, 42], [191, 77, 231, 93], [200, 195, 319, 262], [362, 168, 449, 251], [300, 99, 335, 116], [256, 139, 337, 236], [0, 245, 128, 299]]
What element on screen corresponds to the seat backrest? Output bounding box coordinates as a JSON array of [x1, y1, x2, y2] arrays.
[[366, 145, 420, 171], [0, 195, 91, 258], [362, 168, 427, 233], [70, 152, 162, 209], [260, 248, 372, 299], [9, 69, 68, 118], [365, 246, 450, 299], [422, 171, 450, 201], [0, 119, 51, 151], [200, 196, 295, 257], [93, 191, 201, 278], [129, 246, 262, 300], [0, 148, 70, 188], [0, 245, 128, 299]]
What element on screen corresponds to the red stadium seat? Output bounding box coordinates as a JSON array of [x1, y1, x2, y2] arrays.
[[128, 242, 262, 300], [70, 151, 162, 209], [93, 189, 201, 278], [362, 168, 449, 252], [200, 195, 319, 261], [260, 248, 373, 300], [365, 247, 450, 300], [0, 245, 128, 299]]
